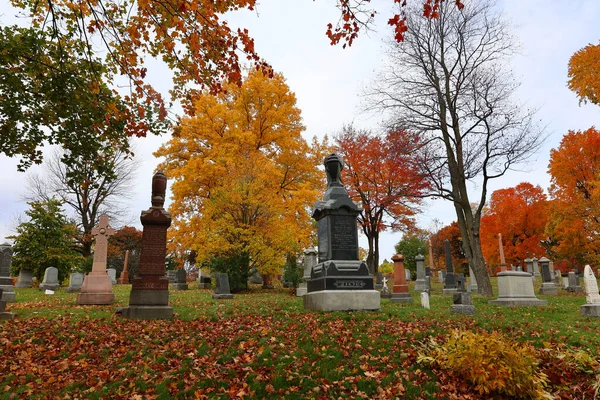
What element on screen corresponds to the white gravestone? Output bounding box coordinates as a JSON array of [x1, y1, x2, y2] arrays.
[[420, 292, 430, 309], [580, 265, 600, 317]]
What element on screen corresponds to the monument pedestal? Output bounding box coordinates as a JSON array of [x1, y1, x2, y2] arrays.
[[0, 280, 15, 302], [77, 273, 114, 304], [122, 279, 173, 319], [304, 290, 380, 312], [580, 304, 600, 317], [390, 292, 413, 303], [539, 282, 558, 295], [296, 282, 307, 297], [118, 271, 129, 284], [443, 288, 458, 296], [489, 271, 547, 307]]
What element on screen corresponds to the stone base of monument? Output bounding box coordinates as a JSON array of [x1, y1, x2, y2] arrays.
[[118, 271, 129, 284], [121, 289, 173, 319], [539, 282, 558, 295], [489, 271, 547, 307], [65, 286, 81, 293], [414, 279, 427, 293], [171, 283, 189, 290], [390, 292, 413, 303], [580, 304, 600, 317], [76, 274, 114, 305], [304, 290, 380, 311], [0, 285, 16, 302], [442, 288, 458, 296], [451, 304, 475, 315], [296, 283, 307, 297], [567, 286, 584, 293], [212, 293, 234, 299], [39, 283, 60, 291]]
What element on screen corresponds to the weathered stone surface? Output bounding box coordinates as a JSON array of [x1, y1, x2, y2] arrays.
[[0, 289, 15, 320], [567, 271, 583, 293], [489, 271, 547, 307], [121, 172, 173, 319], [303, 290, 380, 312], [66, 272, 84, 293], [297, 248, 317, 297], [420, 292, 430, 309], [213, 273, 233, 299], [107, 268, 117, 285], [171, 269, 189, 290], [39, 267, 60, 291], [414, 253, 427, 293], [583, 265, 600, 304], [15, 269, 33, 288], [0, 243, 16, 302]]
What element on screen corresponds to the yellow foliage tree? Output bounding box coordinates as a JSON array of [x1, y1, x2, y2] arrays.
[[568, 42, 600, 105], [156, 70, 327, 290]]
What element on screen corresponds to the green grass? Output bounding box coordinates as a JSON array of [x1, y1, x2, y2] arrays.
[[1, 278, 599, 398]]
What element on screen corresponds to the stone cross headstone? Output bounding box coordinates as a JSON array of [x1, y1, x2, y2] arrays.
[[15, 269, 33, 288], [304, 153, 379, 311], [567, 271, 583, 293], [39, 267, 60, 291], [580, 265, 600, 317], [390, 254, 413, 303], [0, 289, 15, 320], [414, 252, 427, 293], [118, 250, 130, 284], [77, 215, 115, 304], [120, 172, 173, 319], [107, 268, 117, 285], [420, 292, 430, 309], [66, 272, 85, 293], [381, 276, 390, 299], [539, 257, 557, 295], [213, 273, 234, 299], [443, 240, 457, 295], [0, 243, 16, 302], [468, 266, 478, 293], [171, 269, 189, 290], [498, 233, 507, 271]]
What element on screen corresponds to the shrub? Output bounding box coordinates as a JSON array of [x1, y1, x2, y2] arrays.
[[417, 329, 553, 399]]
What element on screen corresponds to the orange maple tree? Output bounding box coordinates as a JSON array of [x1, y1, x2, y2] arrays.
[[546, 127, 600, 266], [479, 182, 548, 269], [335, 126, 429, 274], [429, 222, 467, 274], [568, 42, 600, 105]]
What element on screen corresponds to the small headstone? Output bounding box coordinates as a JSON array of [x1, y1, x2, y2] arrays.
[[171, 269, 189, 290], [39, 267, 60, 291], [390, 254, 413, 303], [420, 292, 430, 309], [438, 270, 446, 284], [381, 276, 391, 299], [414, 253, 427, 293], [44, 289, 54, 295], [15, 269, 33, 289], [425, 275, 431, 292], [212, 273, 234, 299], [539, 257, 557, 295], [567, 271, 583, 293], [107, 268, 117, 285], [516, 265, 523, 272], [296, 248, 317, 297], [425, 267, 431, 277], [405, 269, 411, 281], [66, 272, 85, 293], [375, 272, 384, 290], [524, 257, 533, 274], [554, 270, 562, 286], [167, 270, 177, 284], [562, 276, 569, 289], [580, 265, 600, 317], [0, 289, 15, 320], [455, 274, 466, 292], [0, 243, 16, 302], [451, 289, 475, 315], [532, 256, 541, 277]]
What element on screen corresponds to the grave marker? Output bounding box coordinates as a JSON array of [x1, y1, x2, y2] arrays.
[[442, 240, 457, 296], [567, 271, 583, 293], [66, 272, 84, 293], [77, 215, 115, 304], [538, 257, 557, 295], [390, 254, 413, 303], [489, 271, 547, 307], [414, 252, 427, 293], [297, 248, 316, 297], [213, 273, 234, 299], [39, 267, 60, 291], [0, 243, 16, 302], [15, 269, 33, 288], [580, 265, 600, 317], [171, 269, 189, 290], [0, 289, 15, 320]]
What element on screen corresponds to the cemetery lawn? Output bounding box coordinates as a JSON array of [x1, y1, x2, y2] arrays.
[[1, 280, 599, 399]]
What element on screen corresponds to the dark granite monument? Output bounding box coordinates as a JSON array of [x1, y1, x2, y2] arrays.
[[171, 269, 189, 290], [538, 257, 557, 295], [451, 274, 475, 315], [120, 172, 173, 319], [213, 273, 234, 299], [304, 153, 380, 311], [0, 243, 16, 302], [442, 240, 457, 296]]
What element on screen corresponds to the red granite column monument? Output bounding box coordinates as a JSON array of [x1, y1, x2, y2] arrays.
[[118, 250, 130, 284], [77, 215, 115, 304], [498, 233, 508, 272], [390, 254, 413, 303], [121, 172, 173, 319]]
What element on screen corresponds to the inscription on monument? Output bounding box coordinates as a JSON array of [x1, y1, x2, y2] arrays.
[[330, 215, 357, 259], [139, 227, 168, 275], [333, 280, 366, 289]]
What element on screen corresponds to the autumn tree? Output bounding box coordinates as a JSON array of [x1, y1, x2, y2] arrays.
[[479, 182, 548, 269], [568, 42, 600, 105], [430, 222, 468, 275], [25, 148, 137, 258], [335, 126, 429, 275], [546, 127, 600, 266], [156, 70, 327, 291], [364, 0, 545, 296], [9, 199, 83, 283], [107, 226, 143, 282], [3, 1, 464, 168]]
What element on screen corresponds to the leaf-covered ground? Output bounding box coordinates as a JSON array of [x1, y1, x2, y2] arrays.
[[1, 281, 599, 399]]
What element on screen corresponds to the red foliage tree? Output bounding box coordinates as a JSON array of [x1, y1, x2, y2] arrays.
[[479, 182, 549, 270], [429, 222, 467, 275], [335, 126, 430, 274], [107, 226, 143, 281]]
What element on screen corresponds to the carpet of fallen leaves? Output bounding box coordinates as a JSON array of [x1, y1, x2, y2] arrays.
[[1, 288, 599, 399]]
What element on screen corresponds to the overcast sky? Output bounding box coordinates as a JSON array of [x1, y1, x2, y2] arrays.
[[1, 0, 599, 262]]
